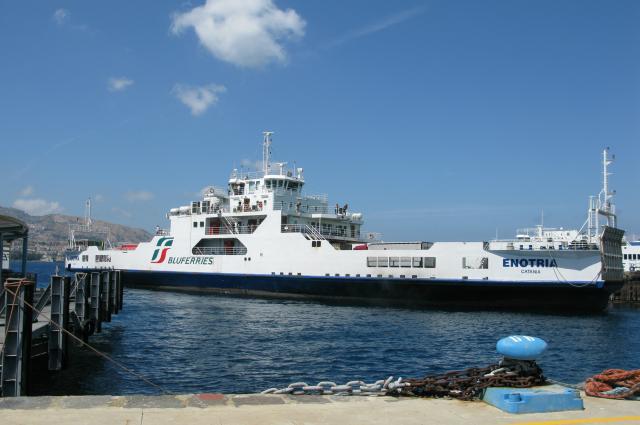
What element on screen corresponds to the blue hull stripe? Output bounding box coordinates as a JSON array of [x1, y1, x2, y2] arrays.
[[70, 268, 620, 311]]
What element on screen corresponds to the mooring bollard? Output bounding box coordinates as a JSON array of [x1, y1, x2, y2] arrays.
[[1, 278, 34, 397], [48, 275, 70, 371]]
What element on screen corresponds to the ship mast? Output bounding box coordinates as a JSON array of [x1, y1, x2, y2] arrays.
[[262, 131, 273, 175], [598, 147, 616, 228], [586, 148, 617, 242], [85, 198, 92, 228]]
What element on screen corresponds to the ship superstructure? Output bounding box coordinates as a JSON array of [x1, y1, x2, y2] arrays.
[[66, 134, 625, 311], [623, 241, 640, 272]]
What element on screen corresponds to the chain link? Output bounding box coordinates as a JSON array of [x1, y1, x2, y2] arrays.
[[262, 359, 546, 400], [261, 376, 408, 396]]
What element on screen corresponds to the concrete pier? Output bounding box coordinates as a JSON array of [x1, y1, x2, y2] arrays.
[[0, 393, 638, 425], [1, 270, 124, 397]]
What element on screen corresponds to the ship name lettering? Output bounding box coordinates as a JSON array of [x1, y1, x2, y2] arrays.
[[167, 256, 214, 265], [502, 258, 558, 268]]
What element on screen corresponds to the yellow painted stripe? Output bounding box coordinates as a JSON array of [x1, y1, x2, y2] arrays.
[[509, 416, 640, 425]]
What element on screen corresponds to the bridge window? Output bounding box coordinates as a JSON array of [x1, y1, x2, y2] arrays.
[[462, 257, 488, 269], [400, 257, 411, 267], [367, 257, 377, 267], [193, 222, 197, 228], [389, 257, 400, 267], [378, 257, 388, 267], [413, 257, 423, 267], [624, 254, 628, 260], [424, 257, 436, 268]]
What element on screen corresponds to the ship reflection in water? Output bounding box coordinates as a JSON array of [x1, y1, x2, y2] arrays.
[[28, 263, 640, 396]]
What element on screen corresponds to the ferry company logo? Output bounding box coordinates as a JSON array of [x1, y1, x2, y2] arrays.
[[151, 237, 174, 264]]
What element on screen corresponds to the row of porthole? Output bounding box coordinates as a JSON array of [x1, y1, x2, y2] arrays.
[[269, 272, 441, 279], [266, 273, 490, 280]]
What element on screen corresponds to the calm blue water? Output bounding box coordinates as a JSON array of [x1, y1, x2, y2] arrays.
[[16, 262, 640, 396]]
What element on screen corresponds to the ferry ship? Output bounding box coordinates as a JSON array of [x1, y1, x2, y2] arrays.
[[66, 135, 625, 311], [623, 241, 640, 272]]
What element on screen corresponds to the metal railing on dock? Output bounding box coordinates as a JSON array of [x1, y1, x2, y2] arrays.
[[0, 270, 124, 397]]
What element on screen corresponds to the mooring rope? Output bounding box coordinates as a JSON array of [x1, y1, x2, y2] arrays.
[[3, 285, 173, 395]]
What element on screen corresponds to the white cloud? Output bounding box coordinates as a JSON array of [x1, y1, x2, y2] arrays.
[[108, 77, 134, 92], [13, 198, 63, 215], [171, 0, 306, 68], [326, 6, 425, 48], [19, 185, 34, 197], [125, 191, 154, 202], [53, 8, 69, 26], [172, 83, 226, 115], [94, 194, 105, 202], [112, 207, 132, 218]]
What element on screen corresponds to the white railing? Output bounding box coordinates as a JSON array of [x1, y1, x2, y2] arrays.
[[306, 225, 325, 241], [488, 241, 599, 251], [281, 224, 361, 240], [231, 205, 266, 213], [205, 226, 256, 235], [274, 202, 328, 214], [192, 247, 247, 255]]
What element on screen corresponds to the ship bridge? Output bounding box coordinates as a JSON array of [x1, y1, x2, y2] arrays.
[[165, 132, 366, 250]]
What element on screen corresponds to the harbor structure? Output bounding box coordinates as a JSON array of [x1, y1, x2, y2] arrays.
[[66, 135, 625, 311], [1, 258, 124, 397]]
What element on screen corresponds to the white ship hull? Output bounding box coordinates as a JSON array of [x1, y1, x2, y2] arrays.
[[66, 136, 625, 312], [66, 212, 624, 311]]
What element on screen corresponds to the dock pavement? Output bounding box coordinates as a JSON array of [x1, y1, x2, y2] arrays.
[[0, 392, 638, 425]]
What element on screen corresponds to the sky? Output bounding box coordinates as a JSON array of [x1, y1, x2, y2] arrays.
[[1, 0, 639, 241]]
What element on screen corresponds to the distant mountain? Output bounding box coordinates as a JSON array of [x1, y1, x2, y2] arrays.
[[0, 206, 152, 260]]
